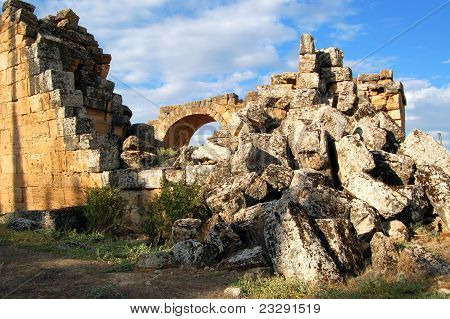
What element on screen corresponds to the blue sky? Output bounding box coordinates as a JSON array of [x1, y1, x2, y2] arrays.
[[29, 0, 450, 146]]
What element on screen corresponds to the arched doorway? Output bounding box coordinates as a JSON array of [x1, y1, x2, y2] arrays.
[[164, 114, 219, 148]]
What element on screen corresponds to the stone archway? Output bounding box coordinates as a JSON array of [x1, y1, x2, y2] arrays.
[[164, 114, 219, 148], [149, 94, 244, 148]]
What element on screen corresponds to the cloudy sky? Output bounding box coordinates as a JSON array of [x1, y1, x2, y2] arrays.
[[29, 0, 450, 146]]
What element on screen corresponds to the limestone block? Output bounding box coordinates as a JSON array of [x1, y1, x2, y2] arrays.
[[101, 169, 138, 189], [300, 34, 315, 54], [358, 73, 380, 82], [344, 172, 409, 219], [386, 94, 401, 111], [318, 47, 344, 67], [264, 196, 340, 281], [138, 169, 164, 189], [379, 69, 393, 80], [39, 70, 75, 93], [296, 72, 320, 89], [289, 89, 321, 108], [271, 72, 297, 85], [321, 67, 352, 84], [335, 135, 376, 183], [185, 164, 215, 185], [370, 94, 387, 111], [399, 129, 450, 176], [299, 53, 318, 73]]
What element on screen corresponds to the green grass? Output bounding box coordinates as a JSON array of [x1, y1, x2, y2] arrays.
[[236, 276, 447, 299], [87, 284, 127, 299], [0, 225, 150, 272]]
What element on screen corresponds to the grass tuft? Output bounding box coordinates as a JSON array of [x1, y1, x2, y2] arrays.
[[235, 275, 447, 299]]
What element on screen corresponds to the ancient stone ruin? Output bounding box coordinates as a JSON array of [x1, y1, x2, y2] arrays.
[[1, 1, 449, 282]]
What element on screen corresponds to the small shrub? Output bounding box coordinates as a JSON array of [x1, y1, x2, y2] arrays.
[[84, 187, 127, 233], [156, 148, 179, 166], [141, 180, 208, 238]]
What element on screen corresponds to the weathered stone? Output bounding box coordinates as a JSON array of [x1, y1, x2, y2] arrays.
[[352, 112, 403, 151], [290, 168, 333, 188], [289, 89, 321, 109], [204, 216, 242, 256], [191, 141, 231, 164], [349, 199, 381, 241], [300, 34, 315, 54], [249, 104, 271, 128], [315, 219, 365, 275], [358, 73, 380, 82], [296, 72, 320, 89], [343, 172, 408, 219], [398, 244, 449, 276], [311, 105, 350, 141], [172, 219, 202, 243], [397, 185, 431, 223], [231, 133, 289, 174], [218, 246, 268, 270], [8, 217, 39, 231], [294, 127, 330, 170], [399, 130, 450, 176], [261, 164, 293, 191], [352, 116, 389, 151], [233, 202, 277, 247], [271, 72, 297, 85], [185, 165, 215, 185], [223, 287, 241, 298], [335, 81, 357, 112], [415, 165, 450, 228], [321, 67, 352, 84], [137, 251, 174, 269], [121, 151, 157, 170], [264, 195, 341, 281], [127, 124, 158, 152], [137, 169, 164, 189], [173, 240, 219, 267], [384, 220, 411, 241], [101, 169, 138, 189], [371, 150, 414, 185], [290, 182, 351, 219], [318, 47, 344, 67], [379, 69, 393, 80], [335, 135, 376, 183], [205, 172, 268, 217], [244, 175, 269, 205], [299, 53, 319, 73], [370, 232, 399, 274]]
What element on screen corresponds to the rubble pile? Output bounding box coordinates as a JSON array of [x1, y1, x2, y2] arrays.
[[138, 35, 450, 282]]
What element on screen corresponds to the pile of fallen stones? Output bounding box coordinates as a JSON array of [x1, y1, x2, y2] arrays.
[[136, 35, 450, 282]]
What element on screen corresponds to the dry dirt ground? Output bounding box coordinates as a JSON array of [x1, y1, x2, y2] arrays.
[[0, 245, 240, 299]]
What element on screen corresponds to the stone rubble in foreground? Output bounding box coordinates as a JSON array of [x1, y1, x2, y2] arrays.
[[136, 35, 450, 282]]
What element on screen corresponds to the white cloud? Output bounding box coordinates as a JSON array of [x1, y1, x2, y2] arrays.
[[400, 78, 450, 148], [345, 56, 395, 76], [331, 23, 363, 41], [32, 0, 357, 124], [399, 78, 450, 110], [442, 59, 450, 64], [405, 115, 420, 121]]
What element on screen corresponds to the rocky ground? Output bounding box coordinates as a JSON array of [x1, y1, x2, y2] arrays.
[[0, 232, 448, 299]]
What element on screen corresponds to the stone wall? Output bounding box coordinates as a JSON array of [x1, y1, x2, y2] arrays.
[[0, 1, 131, 213], [149, 93, 243, 147]]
